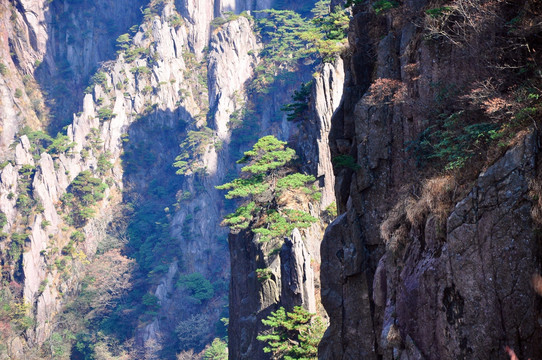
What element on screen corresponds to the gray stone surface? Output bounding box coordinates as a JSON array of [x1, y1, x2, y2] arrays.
[[320, 2, 542, 359]]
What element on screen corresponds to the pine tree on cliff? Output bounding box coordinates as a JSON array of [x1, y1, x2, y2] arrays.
[[216, 135, 319, 242], [257, 306, 325, 360]]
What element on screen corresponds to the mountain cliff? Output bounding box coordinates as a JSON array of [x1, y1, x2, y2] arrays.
[[2, 0, 542, 359], [1, 0, 336, 358], [320, 0, 542, 359]]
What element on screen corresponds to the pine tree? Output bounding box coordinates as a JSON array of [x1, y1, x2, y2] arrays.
[[257, 306, 325, 360], [216, 135, 318, 242]]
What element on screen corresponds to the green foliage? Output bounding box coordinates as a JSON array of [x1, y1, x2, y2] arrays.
[[48, 133, 76, 157], [85, 72, 108, 93], [124, 47, 148, 62], [38, 279, 48, 294], [303, 0, 350, 61], [142, 293, 160, 309], [176, 272, 215, 304], [116, 33, 132, 50], [221, 201, 259, 230], [8, 232, 28, 263], [15, 165, 37, 220], [97, 107, 116, 122], [15, 127, 50, 159], [54, 257, 69, 271], [0, 289, 33, 334], [332, 154, 360, 170], [217, 136, 318, 242], [70, 171, 106, 205], [61, 171, 107, 227], [141, 0, 166, 21], [97, 152, 113, 175], [257, 306, 325, 360], [16, 194, 34, 217], [407, 111, 500, 170], [45, 331, 71, 359], [72, 332, 95, 360], [62, 240, 76, 256], [372, 0, 399, 14], [168, 12, 184, 28], [70, 231, 85, 243], [0, 63, 7, 76], [204, 338, 228, 360], [216, 175, 268, 199], [18, 164, 35, 180], [281, 81, 313, 121], [312, 1, 349, 40], [276, 173, 316, 192], [324, 201, 337, 217], [253, 209, 318, 243], [173, 127, 214, 175], [211, 11, 252, 28], [0, 211, 7, 239], [14, 126, 76, 160], [142, 85, 153, 94], [255, 9, 313, 67], [256, 268, 273, 282], [130, 65, 151, 75], [41, 219, 51, 229], [211, 17, 229, 27], [125, 194, 181, 272], [237, 136, 296, 174], [251, 1, 349, 93]]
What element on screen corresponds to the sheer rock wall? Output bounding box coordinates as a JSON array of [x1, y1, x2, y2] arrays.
[[319, 1, 542, 359], [228, 59, 344, 360]]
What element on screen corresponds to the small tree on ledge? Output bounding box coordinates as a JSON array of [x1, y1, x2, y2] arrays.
[[257, 306, 325, 360], [216, 135, 319, 242]]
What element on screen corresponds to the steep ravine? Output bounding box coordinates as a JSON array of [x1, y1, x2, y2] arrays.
[[1, 0, 342, 358]]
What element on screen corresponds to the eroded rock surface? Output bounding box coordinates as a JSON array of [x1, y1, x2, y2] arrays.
[[320, 1, 542, 359]]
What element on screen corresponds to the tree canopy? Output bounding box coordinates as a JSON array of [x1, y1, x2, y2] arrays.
[[257, 306, 325, 360], [216, 135, 318, 242]]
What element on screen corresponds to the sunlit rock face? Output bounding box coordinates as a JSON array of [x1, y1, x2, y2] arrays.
[[0, 0, 340, 357]]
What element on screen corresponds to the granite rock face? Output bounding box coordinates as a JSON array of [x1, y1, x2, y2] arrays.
[[228, 58, 344, 360], [321, 132, 542, 359], [208, 16, 260, 140], [228, 226, 321, 360], [0, 0, 261, 356], [2, 0, 337, 357], [320, 1, 542, 359]]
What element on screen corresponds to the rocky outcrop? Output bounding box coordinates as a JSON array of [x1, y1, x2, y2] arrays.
[[1, 0, 231, 356], [208, 16, 260, 141], [2, 0, 338, 357], [299, 60, 344, 210], [280, 229, 316, 313], [320, 0, 542, 359], [136, 13, 261, 356], [228, 227, 319, 360], [321, 132, 542, 359], [175, 0, 272, 58], [228, 58, 344, 359]]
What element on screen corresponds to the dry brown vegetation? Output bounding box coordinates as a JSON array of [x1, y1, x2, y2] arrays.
[[363, 78, 407, 106], [380, 176, 456, 253]]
